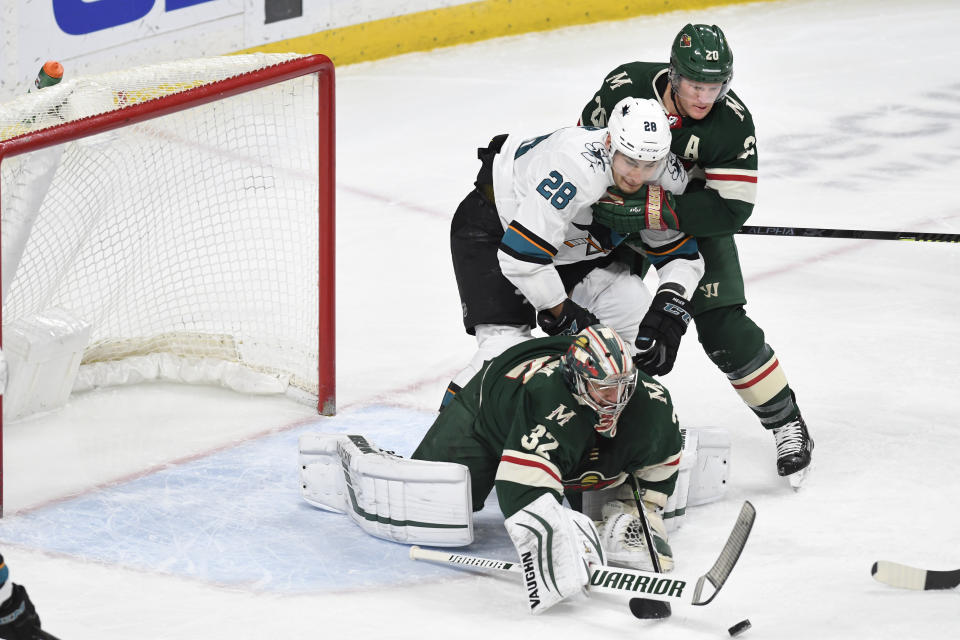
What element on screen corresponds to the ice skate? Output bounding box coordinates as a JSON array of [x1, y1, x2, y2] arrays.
[[772, 416, 814, 488]]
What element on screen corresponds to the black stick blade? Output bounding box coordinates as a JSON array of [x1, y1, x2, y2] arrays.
[[872, 560, 960, 590], [629, 598, 672, 619]]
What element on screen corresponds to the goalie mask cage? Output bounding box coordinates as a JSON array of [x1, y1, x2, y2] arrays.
[[0, 53, 335, 516]]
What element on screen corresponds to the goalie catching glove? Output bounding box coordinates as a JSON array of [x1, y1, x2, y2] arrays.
[[596, 498, 674, 572], [634, 288, 693, 376], [536, 298, 598, 336], [505, 494, 605, 614], [591, 185, 680, 234]]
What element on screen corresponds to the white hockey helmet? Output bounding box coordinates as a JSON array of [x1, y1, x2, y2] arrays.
[[607, 97, 672, 163]]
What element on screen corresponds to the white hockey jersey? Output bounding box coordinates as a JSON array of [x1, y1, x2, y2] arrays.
[[491, 126, 699, 311]]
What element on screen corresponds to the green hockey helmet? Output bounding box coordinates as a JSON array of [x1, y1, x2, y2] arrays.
[[669, 24, 733, 101]]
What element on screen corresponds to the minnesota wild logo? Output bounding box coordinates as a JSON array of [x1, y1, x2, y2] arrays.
[[563, 470, 621, 491]]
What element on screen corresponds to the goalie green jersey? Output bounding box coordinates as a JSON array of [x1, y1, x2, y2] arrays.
[[580, 61, 758, 238], [413, 336, 682, 518]]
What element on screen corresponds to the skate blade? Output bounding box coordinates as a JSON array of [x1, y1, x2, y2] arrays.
[[786, 465, 811, 490]]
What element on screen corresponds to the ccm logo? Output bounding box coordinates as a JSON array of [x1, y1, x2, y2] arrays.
[[54, 0, 215, 36]]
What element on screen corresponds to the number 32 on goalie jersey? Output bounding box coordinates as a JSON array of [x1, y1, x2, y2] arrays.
[[521, 424, 559, 460]]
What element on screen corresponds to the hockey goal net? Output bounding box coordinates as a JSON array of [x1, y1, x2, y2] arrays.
[[0, 54, 335, 509]]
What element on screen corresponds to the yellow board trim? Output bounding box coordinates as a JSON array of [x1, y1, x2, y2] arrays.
[[237, 0, 777, 66]]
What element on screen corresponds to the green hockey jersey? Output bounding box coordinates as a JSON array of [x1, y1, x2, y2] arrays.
[[425, 336, 682, 518], [581, 61, 758, 238]]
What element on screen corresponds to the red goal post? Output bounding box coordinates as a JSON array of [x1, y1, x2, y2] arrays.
[[0, 54, 335, 515]]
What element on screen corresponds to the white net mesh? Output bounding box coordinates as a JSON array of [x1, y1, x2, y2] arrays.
[[0, 54, 306, 141], [1, 54, 324, 417]]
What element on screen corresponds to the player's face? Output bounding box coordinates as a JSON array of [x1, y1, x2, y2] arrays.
[[585, 372, 636, 437], [673, 76, 724, 120], [611, 152, 664, 194], [588, 383, 621, 407], [585, 372, 636, 411]]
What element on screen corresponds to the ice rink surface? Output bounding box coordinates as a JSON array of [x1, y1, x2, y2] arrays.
[[2, 0, 960, 637]]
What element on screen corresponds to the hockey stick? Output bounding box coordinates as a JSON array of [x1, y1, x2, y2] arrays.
[[687, 500, 756, 606], [410, 545, 691, 605], [737, 225, 960, 243], [871, 560, 960, 591], [410, 500, 756, 609], [625, 475, 671, 619]]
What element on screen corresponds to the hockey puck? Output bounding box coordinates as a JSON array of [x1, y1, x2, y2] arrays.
[[728, 619, 752, 636]]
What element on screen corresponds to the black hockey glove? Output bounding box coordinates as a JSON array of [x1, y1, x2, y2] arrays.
[[634, 289, 692, 376], [0, 584, 42, 640], [537, 299, 598, 336]]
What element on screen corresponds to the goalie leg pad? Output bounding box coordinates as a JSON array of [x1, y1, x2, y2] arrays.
[[686, 427, 731, 507], [505, 494, 604, 615], [661, 427, 731, 532], [663, 428, 696, 532], [299, 433, 351, 513], [300, 433, 474, 546]]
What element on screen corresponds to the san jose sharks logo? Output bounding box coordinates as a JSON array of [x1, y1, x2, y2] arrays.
[[665, 155, 686, 182], [581, 141, 610, 172], [568, 220, 622, 255]]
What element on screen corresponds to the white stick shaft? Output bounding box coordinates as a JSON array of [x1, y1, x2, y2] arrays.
[[409, 545, 693, 604], [410, 546, 522, 573]]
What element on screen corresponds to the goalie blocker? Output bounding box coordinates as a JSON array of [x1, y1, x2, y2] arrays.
[[298, 426, 730, 546]]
